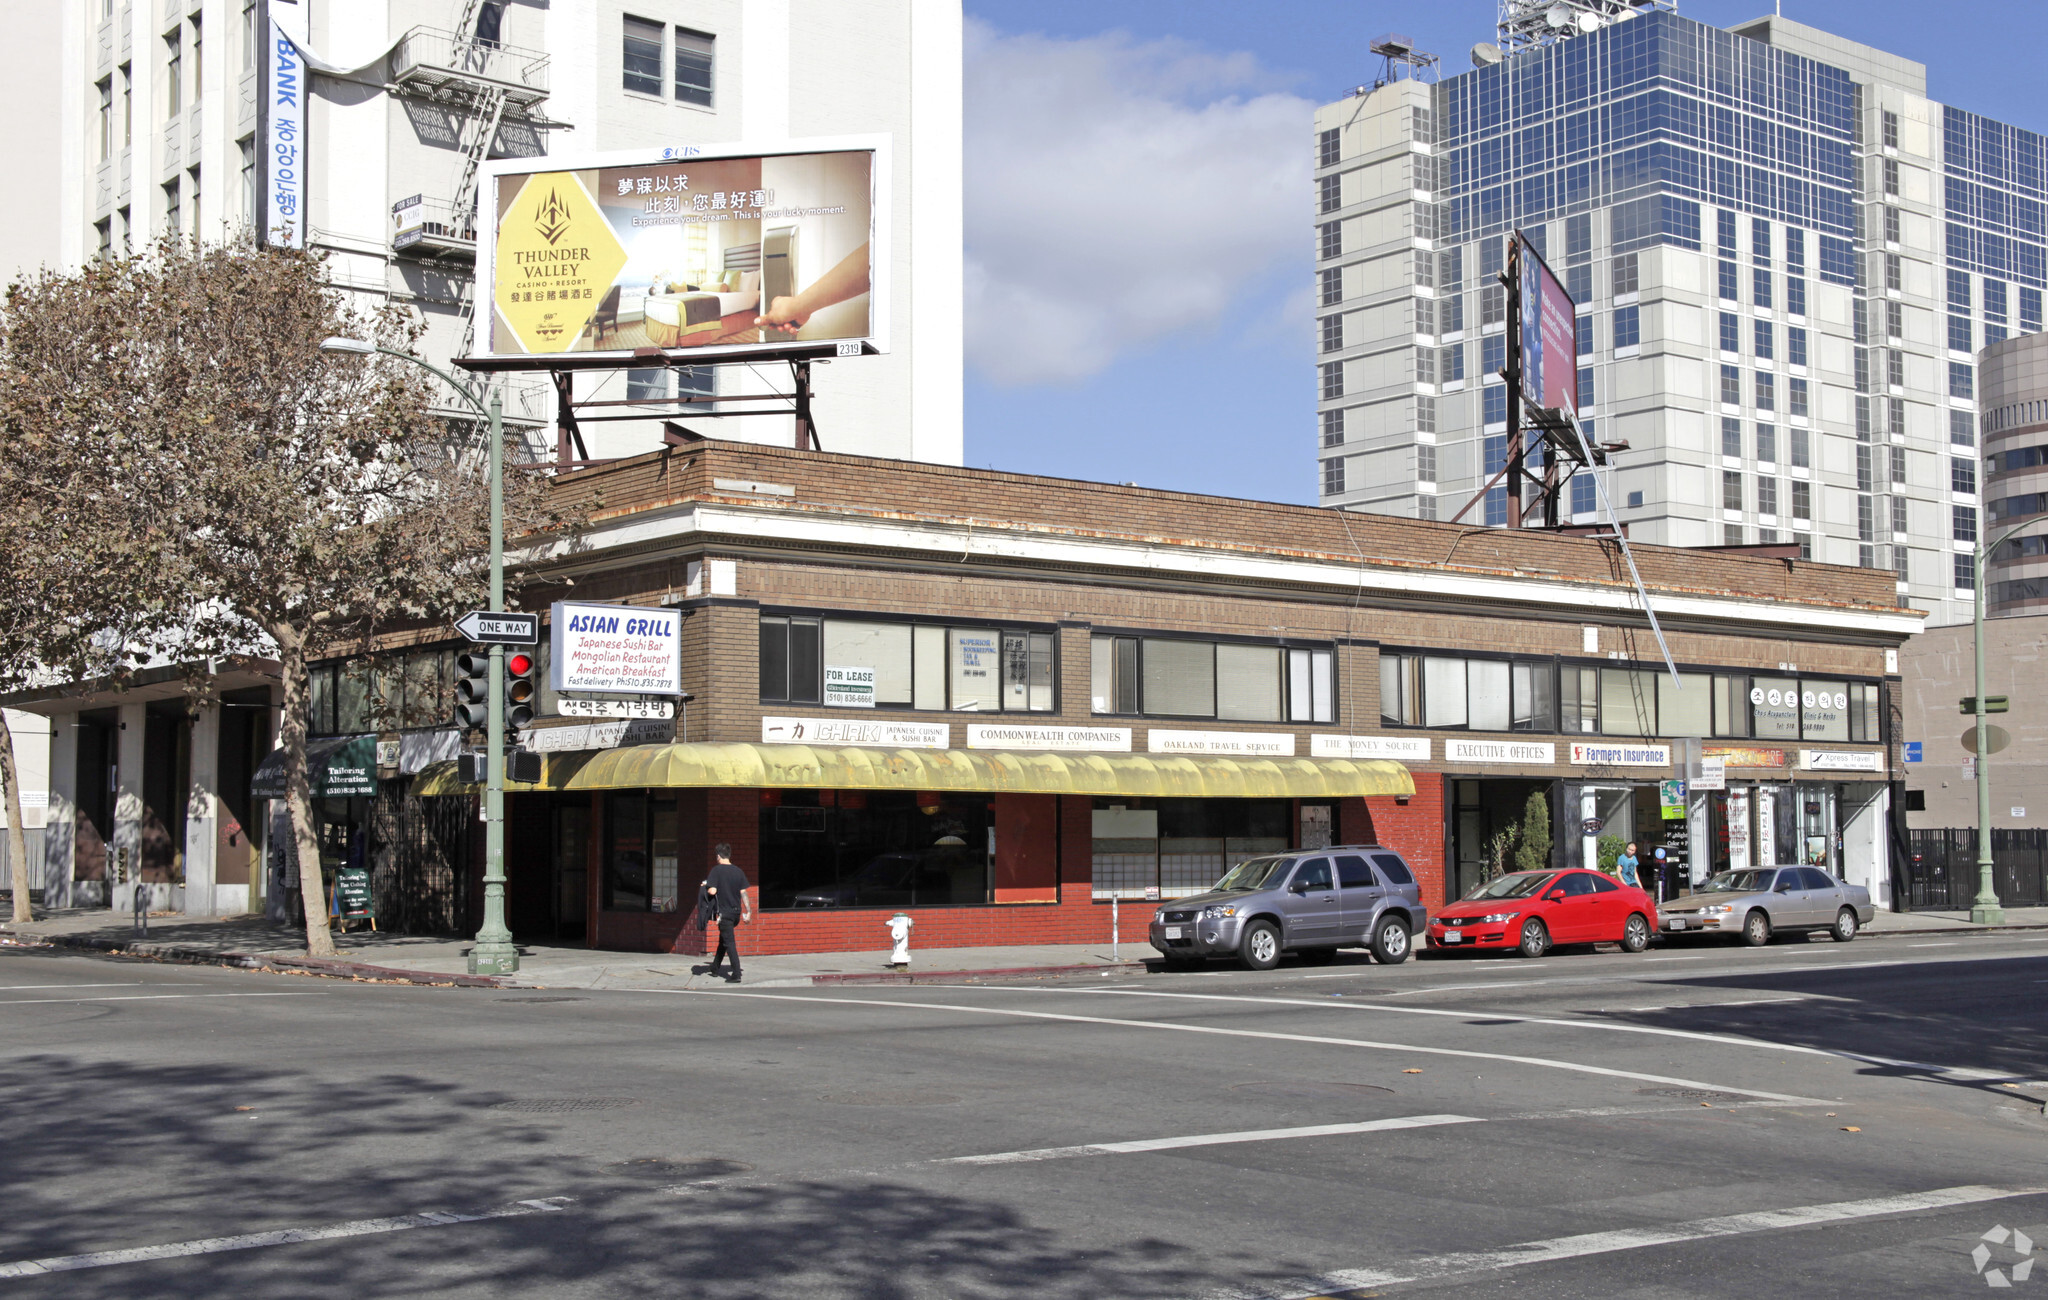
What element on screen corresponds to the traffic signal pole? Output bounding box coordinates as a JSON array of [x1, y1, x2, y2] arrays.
[[470, 386, 520, 976]]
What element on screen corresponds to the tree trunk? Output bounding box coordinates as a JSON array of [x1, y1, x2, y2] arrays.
[[0, 710, 32, 924], [274, 626, 337, 958]]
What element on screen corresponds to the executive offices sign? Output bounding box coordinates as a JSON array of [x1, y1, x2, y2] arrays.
[[548, 602, 682, 695], [475, 140, 886, 365], [1445, 739, 1556, 765]]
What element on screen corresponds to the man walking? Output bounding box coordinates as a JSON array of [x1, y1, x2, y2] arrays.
[[692, 843, 751, 983]]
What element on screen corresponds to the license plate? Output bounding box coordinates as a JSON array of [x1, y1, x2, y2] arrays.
[[1443, 929, 1462, 942], [1163, 926, 1182, 939], [1668, 919, 1685, 929]]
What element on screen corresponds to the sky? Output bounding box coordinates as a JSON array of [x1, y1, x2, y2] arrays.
[[956, 0, 2048, 505]]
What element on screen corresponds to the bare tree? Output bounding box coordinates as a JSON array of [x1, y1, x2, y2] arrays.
[[7, 240, 565, 955]]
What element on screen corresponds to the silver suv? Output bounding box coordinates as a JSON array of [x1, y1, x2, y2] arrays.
[[1147, 846, 1427, 971]]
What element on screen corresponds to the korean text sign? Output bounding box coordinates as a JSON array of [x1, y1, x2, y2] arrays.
[[480, 143, 882, 362], [1518, 235, 1577, 417], [549, 602, 683, 696]]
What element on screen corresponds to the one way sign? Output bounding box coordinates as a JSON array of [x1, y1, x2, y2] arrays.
[[455, 611, 540, 645]]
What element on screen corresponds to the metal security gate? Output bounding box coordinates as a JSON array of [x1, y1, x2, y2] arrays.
[[370, 788, 474, 934], [1904, 829, 2048, 910]]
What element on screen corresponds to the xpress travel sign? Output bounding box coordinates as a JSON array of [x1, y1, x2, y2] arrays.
[[549, 602, 683, 696]]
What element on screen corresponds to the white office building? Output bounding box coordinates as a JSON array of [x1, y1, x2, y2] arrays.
[[30, 0, 962, 462]]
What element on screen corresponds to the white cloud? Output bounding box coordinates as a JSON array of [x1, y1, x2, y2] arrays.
[[964, 21, 1313, 387]]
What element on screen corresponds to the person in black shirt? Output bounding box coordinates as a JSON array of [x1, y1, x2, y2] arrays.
[[692, 843, 752, 983]]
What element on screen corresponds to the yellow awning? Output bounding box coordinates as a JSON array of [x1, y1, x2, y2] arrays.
[[410, 743, 1413, 800]]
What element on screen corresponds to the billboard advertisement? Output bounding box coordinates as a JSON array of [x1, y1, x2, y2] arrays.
[[549, 602, 683, 696], [1517, 234, 1577, 417], [475, 140, 885, 364], [257, 0, 308, 249]]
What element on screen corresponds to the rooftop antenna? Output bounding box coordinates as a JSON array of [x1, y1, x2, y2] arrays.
[[1368, 33, 1440, 89], [1496, 0, 1678, 57]]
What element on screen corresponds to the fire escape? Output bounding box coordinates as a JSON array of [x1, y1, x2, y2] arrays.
[[386, 1, 553, 365]]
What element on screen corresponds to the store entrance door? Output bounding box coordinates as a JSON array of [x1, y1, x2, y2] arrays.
[[1449, 778, 1554, 901]]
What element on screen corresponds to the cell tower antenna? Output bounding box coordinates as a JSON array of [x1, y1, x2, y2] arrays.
[[1495, 0, 1678, 57]]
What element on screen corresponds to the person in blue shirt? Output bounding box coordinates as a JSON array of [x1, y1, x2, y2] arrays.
[[1615, 842, 1641, 889]]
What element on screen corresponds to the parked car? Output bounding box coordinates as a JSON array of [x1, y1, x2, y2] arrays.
[[1424, 868, 1658, 958], [1148, 846, 1427, 970], [1658, 866, 1873, 945]]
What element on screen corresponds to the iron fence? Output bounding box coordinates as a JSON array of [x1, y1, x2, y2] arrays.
[[1904, 829, 2048, 910]]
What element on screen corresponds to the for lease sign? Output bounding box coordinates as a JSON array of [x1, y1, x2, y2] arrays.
[[549, 601, 683, 695]]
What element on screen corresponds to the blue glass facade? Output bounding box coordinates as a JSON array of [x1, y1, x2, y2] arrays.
[[1435, 12, 1857, 282], [1942, 107, 2048, 290]]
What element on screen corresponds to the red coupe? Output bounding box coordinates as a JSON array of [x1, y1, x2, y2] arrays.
[[1424, 869, 1659, 958]]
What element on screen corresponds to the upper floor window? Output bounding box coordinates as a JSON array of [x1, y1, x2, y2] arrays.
[[1381, 653, 1553, 732], [622, 16, 663, 95], [1092, 635, 1332, 723], [1318, 127, 1339, 168], [674, 27, 714, 106], [164, 31, 182, 119], [762, 615, 1054, 713]]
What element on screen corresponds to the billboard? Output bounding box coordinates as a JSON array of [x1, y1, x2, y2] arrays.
[[549, 602, 683, 696], [475, 140, 886, 365], [257, 0, 308, 249], [1517, 234, 1577, 417]]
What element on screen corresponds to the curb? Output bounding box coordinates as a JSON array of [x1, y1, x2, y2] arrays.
[[0, 928, 507, 988], [1861, 921, 2048, 939], [809, 960, 1149, 985]]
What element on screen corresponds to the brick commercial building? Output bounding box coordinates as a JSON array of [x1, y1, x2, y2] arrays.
[[17, 441, 1920, 955]]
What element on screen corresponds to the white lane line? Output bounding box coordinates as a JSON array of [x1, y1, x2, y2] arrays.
[[0, 993, 330, 1007], [1378, 957, 1910, 997], [1645, 956, 1709, 962], [972, 986, 2048, 1090], [659, 989, 1833, 1105], [1910, 942, 1960, 948], [0, 983, 155, 991], [940, 1113, 1484, 1166], [1209, 1185, 2047, 1299], [0, 1197, 573, 1279]]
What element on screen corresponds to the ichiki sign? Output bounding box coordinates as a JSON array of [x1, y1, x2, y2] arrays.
[[549, 602, 683, 696]]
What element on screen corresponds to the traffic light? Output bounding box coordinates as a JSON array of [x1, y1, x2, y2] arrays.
[[455, 651, 491, 730], [505, 649, 536, 729]]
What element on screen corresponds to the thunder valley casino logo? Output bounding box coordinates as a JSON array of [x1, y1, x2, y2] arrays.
[[532, 188, 573, 245]]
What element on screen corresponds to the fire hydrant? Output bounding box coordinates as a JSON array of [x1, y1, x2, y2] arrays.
[[887, 912, 913, 970]]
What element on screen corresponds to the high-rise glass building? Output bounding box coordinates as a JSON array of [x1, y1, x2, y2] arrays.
[[1313, 7, 2045, 626]]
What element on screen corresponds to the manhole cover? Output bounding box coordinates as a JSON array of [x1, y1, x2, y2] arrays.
[[490, 1098, 642, 1113], [1231, 1081, 1396, 1100], [606, 1157, 753, 1179], [500, 997, 587, 1004], [818, 1091, 962, 1107], [1636, 1087, 1751, 1104]]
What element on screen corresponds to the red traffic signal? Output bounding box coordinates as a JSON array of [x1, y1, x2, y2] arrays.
[[505, 648, 536, 729], [507, 651, 534, 677]]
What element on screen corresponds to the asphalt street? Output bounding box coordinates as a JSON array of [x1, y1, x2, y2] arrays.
[[1, 929, 2045, 1298]]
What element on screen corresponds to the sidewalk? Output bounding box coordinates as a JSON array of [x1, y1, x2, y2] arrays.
[[0, 909, 1148, 990], [3, 904, 2043, 991]]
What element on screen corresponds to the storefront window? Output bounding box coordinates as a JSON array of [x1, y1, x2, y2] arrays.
[[1800, 680, 1849, 741], [757, 790, 992, 908], [1598, 669, 1656, 736], [1095, 636, 1332, 722], [604, 793, 679, 912], [1658, 673, 1712, 737], [1750, 676, 1801, 740], [1090, 798, 1291, 899]]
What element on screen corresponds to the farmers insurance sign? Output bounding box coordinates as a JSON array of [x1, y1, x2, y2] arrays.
[[549, 602, 683, 695]]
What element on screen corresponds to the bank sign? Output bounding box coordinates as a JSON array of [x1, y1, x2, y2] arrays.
[[258, 1, 307, 249], [549, 602, 683, 695]]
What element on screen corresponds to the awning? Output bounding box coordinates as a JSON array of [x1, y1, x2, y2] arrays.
[[251, 734, 379, 799], [410, 742, 1413, 800]]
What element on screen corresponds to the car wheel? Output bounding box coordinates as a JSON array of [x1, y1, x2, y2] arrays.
[[1239, 920, 1281, 971], [1830, 908, 1858, 943], [1371, 917, 1412, 965], [1516, 918, 1550, 959], [1742, 909, 1772, 947], [1620, 912, 1651, 953], [1299, 946, 1338, 965]]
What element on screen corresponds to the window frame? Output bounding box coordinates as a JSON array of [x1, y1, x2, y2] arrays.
[[760, 608, 1058, 715], [1090, 631, 1336, 725]]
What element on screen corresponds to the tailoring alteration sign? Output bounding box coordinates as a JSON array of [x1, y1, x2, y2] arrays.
[[492, 174, 629, 355]]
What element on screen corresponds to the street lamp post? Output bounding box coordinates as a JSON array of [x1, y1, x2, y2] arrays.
[[320, 337, 518, 974], [1967, 517, 2044, 927]]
